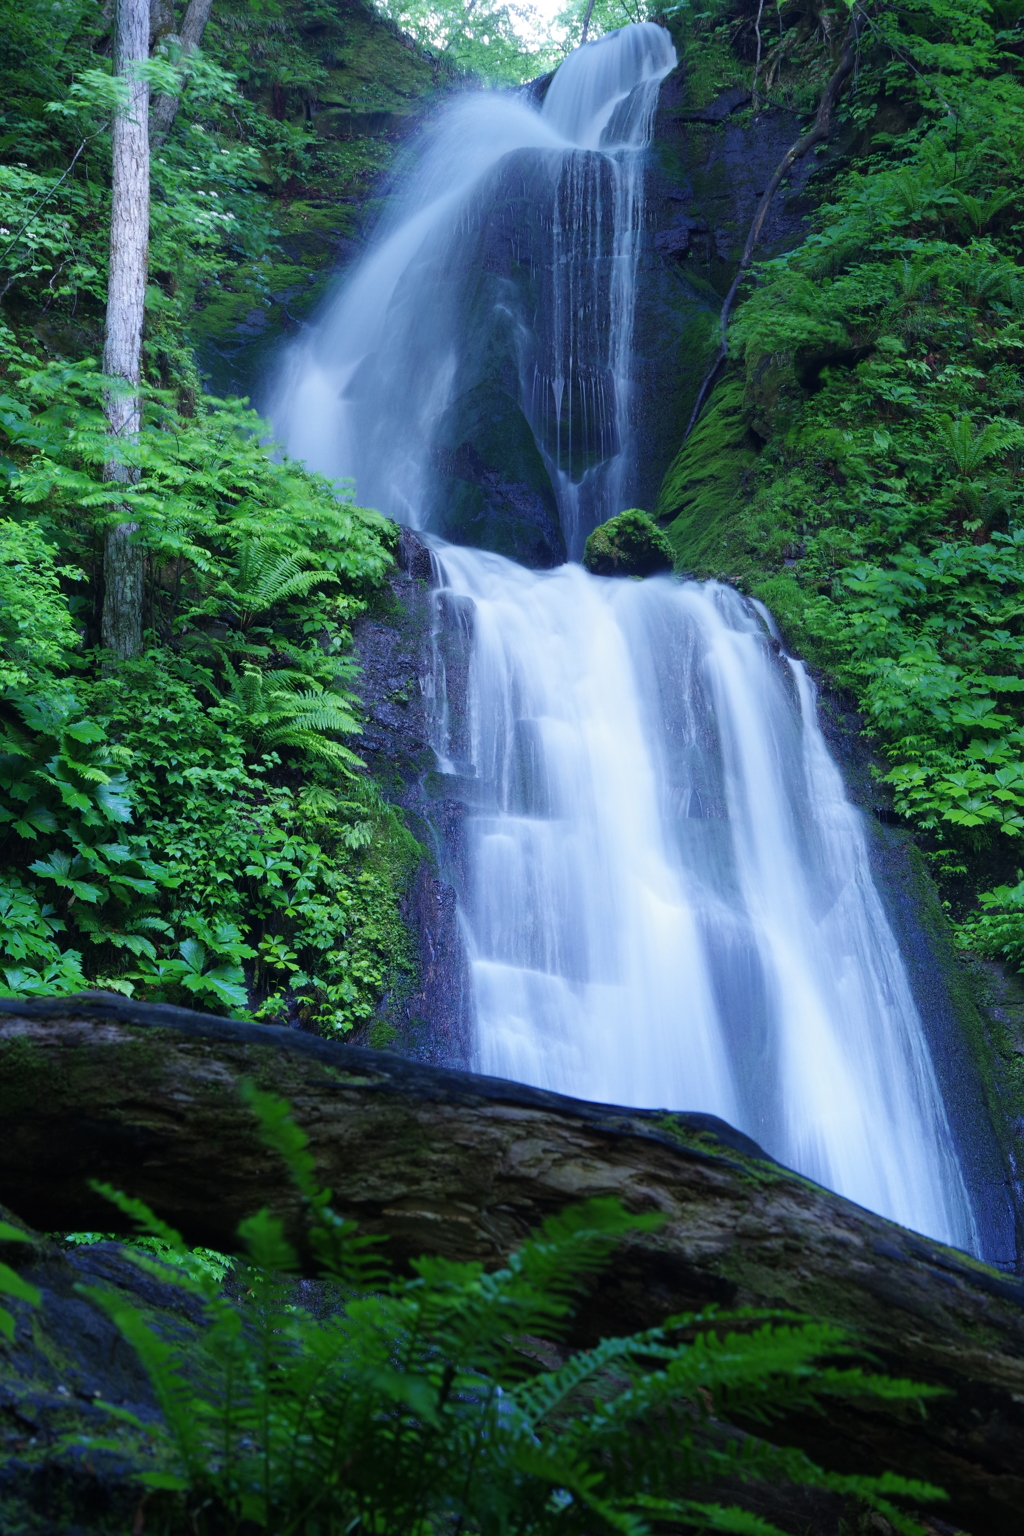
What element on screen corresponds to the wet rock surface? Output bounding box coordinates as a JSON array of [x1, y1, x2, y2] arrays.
[[350, 530, 473, 1068], [0, 1225, 181, 1535], [1, 997, 1023, 1535]]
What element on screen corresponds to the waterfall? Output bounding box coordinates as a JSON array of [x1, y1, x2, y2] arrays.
[[431, 550, 976, 1250], [270, 26, 979, 1252], [269, 23, 676, 559]]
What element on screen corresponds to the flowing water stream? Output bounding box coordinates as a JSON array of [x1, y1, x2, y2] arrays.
[[271, 25, 979, 1251]]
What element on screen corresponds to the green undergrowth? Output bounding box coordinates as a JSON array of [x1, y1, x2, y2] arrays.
[[660, 0, 1024, 1000], [0, 0, 439, 1030], [0, 356, 419, 1028]]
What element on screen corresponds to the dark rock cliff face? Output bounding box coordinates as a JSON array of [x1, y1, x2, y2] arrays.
[[393, 64, 839, 565], [348, 531, 473, 1068], [632, 57, 851, 515]]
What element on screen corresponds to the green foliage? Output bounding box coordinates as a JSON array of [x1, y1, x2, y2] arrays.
[[0, 687, 170, 998], [665, 0, 1024, 956], [376, 0, 558, 82], [956, 876, 1024, 968], [0, 516, 82, 694], [373, 0, 668, 83], [0, 1218, 39, 1343], [76, 1090, 946, 1536]]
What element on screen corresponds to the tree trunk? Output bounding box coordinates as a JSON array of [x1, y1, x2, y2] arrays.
[[0, 993, 1022, 1532], [149, 0, 216, 149], [149, 0, 176, 50], [100, 0, 150, 662]]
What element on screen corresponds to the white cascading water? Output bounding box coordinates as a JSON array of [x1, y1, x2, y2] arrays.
[[431, 551, 976, 1249], [271, 25, 978, 1250], [270, 22, 676, 557]]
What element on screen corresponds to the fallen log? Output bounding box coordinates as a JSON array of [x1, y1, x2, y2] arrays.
[[0, 992, 1022, 1533]]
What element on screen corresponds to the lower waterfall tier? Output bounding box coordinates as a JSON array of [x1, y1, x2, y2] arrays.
[[430, 544, 977, 1252]]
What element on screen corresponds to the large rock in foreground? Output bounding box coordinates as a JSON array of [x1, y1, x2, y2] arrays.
[[0, 993, 1023, 1532]]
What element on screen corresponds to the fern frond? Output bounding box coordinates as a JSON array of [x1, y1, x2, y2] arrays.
[[513, 1333, 664, 1429], [79, 1284, 209, 1480], [634, 1497, 788, 1535]]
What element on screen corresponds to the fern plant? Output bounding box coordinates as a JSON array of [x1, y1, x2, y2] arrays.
[[212, 660, 364, 769], [77, 1087, 947, 1536], [211, 538, 337, 637]]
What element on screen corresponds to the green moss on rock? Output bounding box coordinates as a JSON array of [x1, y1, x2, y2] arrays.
[[582, 509, 674, 578], [657, 377, 760, 578]]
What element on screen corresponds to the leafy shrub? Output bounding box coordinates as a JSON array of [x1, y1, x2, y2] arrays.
[[73, 1088, 946, 1536], [0, 517, 82, 694], [0, 362, 411, 1023], [956, 877, 1024, 970], [0, 0, 422, 1030]]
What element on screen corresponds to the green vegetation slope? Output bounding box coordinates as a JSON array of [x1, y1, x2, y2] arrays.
[[659, 0, 1024, 1111], [0, 0, 448, 1030]]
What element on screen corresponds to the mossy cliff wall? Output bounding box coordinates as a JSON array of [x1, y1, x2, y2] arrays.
[[648, 14, 1024, 1256], [193, 0, 451, 396]]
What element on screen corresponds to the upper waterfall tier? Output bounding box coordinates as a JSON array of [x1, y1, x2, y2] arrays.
[[269, 24, 677, 562], [541, 23, 677, 147]]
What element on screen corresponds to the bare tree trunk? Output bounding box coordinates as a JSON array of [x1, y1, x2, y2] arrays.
[[579, 0, 596, 46], [100, 0, 150, 662], [1, 993, 1024, 1532], [149, 0, 175, 49], [149, 0, 216, 149], [751, 0, 766, 106]]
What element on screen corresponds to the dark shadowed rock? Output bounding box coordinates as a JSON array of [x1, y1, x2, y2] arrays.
[[350, 532, 473, 1067], [1, 995, 1024, 1533]]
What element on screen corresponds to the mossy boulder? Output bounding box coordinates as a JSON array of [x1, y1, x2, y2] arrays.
[[582, 509, 674, 577]]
